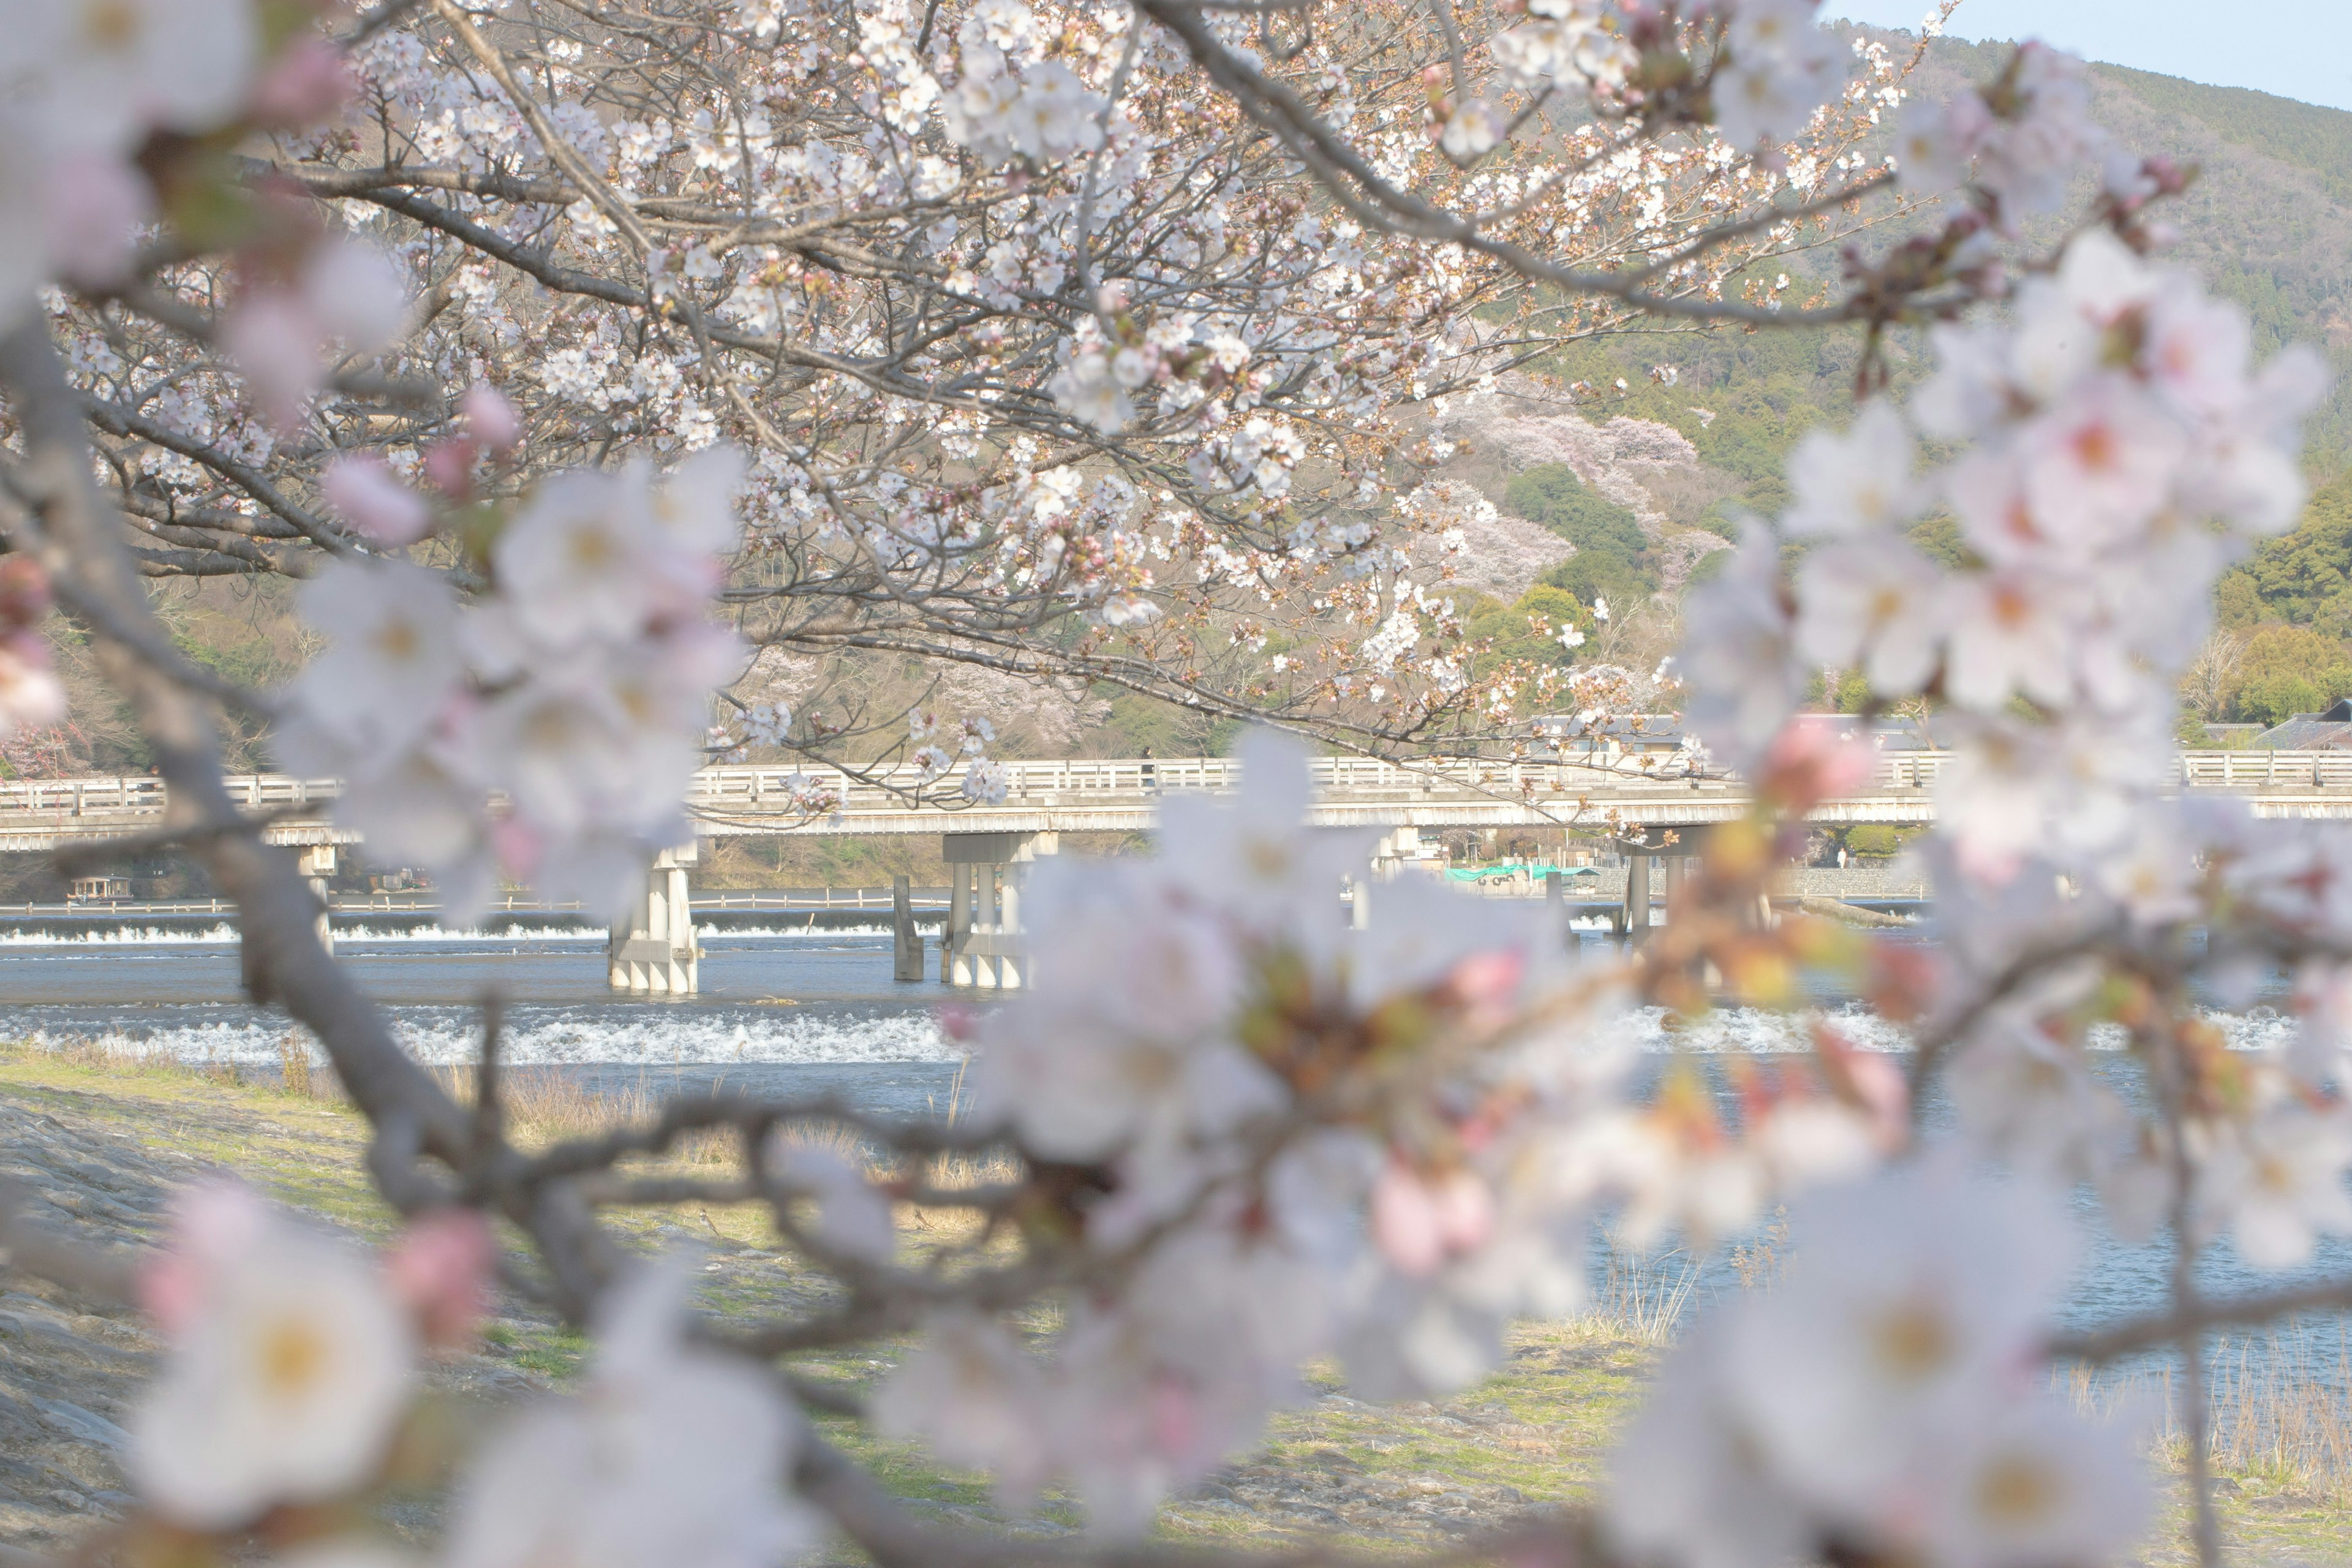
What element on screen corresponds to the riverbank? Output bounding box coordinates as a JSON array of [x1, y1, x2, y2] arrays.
[[1, 1044, 2346, 1564]]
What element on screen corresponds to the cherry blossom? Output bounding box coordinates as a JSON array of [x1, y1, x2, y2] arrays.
[[323, 456, 434, 548], [0, 0, 257, 154], [447, 1259, 814, 1568], [790, 1163, 897, 1272], [961, 757, 1012, 803], [1784, 402, 1917, 538], [2188, 1088, 2352, 1270], [1608, 1160, 2150, 1568], [1679, 531, 1806, 771], [872, 1313, 1056, 1505], [130, 1184, 417, 1529], [283, 562, 467, 760], [1794, 536, 1945, 696], [281, 453, 748, 919], [892, 732, 1634, 1520], [1714, 0, 1847, 153], [1489, 0, 1637, 92], [5, 6, 2339, 1565]]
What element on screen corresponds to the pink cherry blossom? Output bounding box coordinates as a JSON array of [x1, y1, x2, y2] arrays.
[[323, 455, 434, 546]]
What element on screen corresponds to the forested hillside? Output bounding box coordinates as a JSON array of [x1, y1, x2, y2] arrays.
[[1479, 32, 2352, 733], [1528, 31, 2352, 475]]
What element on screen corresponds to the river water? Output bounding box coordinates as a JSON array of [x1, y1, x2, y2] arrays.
[[2, 919, 2346, 1411]]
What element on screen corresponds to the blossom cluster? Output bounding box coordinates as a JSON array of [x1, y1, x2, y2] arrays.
[[1692, 223, 2320, 861], [1610, 1161, 2150, 1568], [280, 450, 749, 919], [1893, 42, 2105, 228], [17, 0, 1939, 758], [0, 0, 259, 317], [127, 1184, 806, 1568], [1673, 200, 2352, 1273], [21, 7, 2342, 1566], [1711, 0, 1851, 153], [875, 732, 1896, 1529], [919, 710, 1014, 802], [0, 555, 63, 737]]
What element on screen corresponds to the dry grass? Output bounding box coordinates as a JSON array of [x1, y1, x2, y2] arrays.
[[2199, 1328, 2352, 1496], [2060, 1325, 2352, 1504], [2, 1031, 334, 1098], [429, 1063, 722, 1162], [1583, 1242, 1702, 1345], [422, 1063, 1024, 1200]]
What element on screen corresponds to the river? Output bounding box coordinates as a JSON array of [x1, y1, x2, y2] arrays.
[[1, 918, 2346, 1419]]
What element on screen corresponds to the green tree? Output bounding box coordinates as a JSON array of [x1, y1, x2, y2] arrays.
[[1504, 463, 1661, 614], [1465, 584, 1593, 667], [2222, 624, 2352, 722], [2217, 472, 2352, 635], [1844, 825, 1915, 859], [1506, 466, 1651, 561]]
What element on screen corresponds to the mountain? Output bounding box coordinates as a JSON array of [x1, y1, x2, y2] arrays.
[[1441, 36, 2352, 715]]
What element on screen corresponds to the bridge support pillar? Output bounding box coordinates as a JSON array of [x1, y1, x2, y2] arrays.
[[892, 874, 924, 982], [298, 845, 336, 952], [1624, 850, 1653, 947], [1371, 826, 1423, 880], [942, 832, 1055, 988], [608, 842, 699, 995]]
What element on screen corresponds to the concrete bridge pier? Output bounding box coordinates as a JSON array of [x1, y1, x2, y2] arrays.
[[608, 843, 699, 995], [943, 832, 1056, 988], [892, 874, 924, 981], [1622, 848, 1653, 946], [1371, 826, 1423, 880], [298, 845, 336, 952]]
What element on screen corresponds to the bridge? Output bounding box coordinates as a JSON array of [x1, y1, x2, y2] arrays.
[[7, 750, 2350, 994], [8, 749, 2352, 854]]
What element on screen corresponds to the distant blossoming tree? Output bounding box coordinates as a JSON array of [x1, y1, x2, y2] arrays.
[[0, 5, 2337, 1568]]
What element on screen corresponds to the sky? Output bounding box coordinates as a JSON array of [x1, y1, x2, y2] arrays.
[[1817, 0, 2352, 113]]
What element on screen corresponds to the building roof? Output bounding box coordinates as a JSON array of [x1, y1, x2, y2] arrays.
[[1532, 713, 1686, 747], [2252, 699, 2352, 750], [1771, 712, 1939, 750]]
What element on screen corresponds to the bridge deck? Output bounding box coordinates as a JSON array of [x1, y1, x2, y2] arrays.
[[3, 751, 2351, 851]]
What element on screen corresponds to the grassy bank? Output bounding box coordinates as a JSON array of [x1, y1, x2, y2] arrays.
[[4, 1041, 2352, 1562]]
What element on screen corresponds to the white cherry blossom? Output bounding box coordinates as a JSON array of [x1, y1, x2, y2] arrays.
[[1794, 535, 1945, 696], [286, 561, 466, 756], [1680, 531, 1804, 771], [1784, 401, 1916, 537], [494, 469, 671, 652], [447, 1258, 813, 1568], [1924, 1395, 2152, 1568], [0, 0, 258, 155], [1611, 1161, 2147, 1568], [1714, 0, 1846, 152], [323, 456, 434, 548], [132, 1185, 417, 1529], [2190, 1090, 2352, 1270]]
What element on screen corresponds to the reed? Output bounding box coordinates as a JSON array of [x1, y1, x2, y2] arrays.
[[277, 1035, 313, 1099], [427, 1065, 744, 1164], [1583, 1242, 1702, 1345], [2060, 1322, 2352, 1502]]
